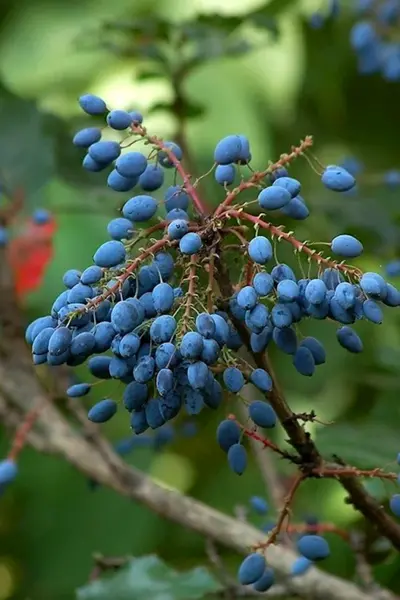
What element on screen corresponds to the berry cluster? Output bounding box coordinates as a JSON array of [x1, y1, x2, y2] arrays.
[[350, 0, 400, 80], [21, 93, 400, 591]]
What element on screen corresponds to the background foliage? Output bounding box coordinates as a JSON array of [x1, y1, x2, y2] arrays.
[[0, 0, 399, 598]]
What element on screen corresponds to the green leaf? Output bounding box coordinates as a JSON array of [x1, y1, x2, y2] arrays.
[[76, 555, 222, 600], [0, 83, 54, 200]]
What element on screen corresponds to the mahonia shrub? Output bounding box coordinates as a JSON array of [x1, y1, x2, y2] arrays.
[[5, 93, 400, 592]]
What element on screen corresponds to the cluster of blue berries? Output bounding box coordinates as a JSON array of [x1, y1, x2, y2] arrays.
[[350, 0, 400, 80], [20, 93, 400, 592]]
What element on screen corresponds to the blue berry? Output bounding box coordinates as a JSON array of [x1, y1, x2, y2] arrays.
[[291, 556, 313, 577], [217, 419, 241, 452], [258, 186, 291, 210], [88, 141, 121, 164], [272, 176, 301, 198], [250, 368, 272, 392], [106, 109, 133, 130], [249, 401, 277, 428], [167, 219, 188, 240], [228, 443, 247, 475], [165, 186, 190, 212], [94, 240, 126, 267], [223, 367, 244, 393], [78, 94, 107, 115], [237, 286, 258, 310], [73, 127, 101, 148], [253, 272, 274, 296], [139, 164, 164, 191], [321, 165, 356, 192], [116, 152, 147, 178], [158, 142, 183, 167], [122, 195, 158, 222], [250, 496, 269, 515], [179, 232, 202, 254], [297, 535, 330, 561], [214, 135, 242, 164], [107, 170, 137, 192], [238, 553, 266, 585], [253, 568, 274, 592], [215, 164, 236, 185], [331, 234, 363, 258], [336, 326, 363, 353], [88, 399, 117, 423], [248, 236, 273, 264]]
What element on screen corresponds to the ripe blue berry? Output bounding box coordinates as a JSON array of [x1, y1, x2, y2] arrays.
[[237, 286, 258, 310], [253, 272, 274, 296], [88, 399, 117, 423], [165, 186, 190, 212], [293, 346, 315, 376], [321, 165, 356, 192], [122, 195, 158, 222], [217, 419, 241, 452], [196, 313, 216, 338], [116, 152, 147, 178], [180, 332, 204, 359], [179, 232, 202, 255], [277, 279, 299, 303], [250, 368, 273, 392], [297, 535, 330, 561], [248, 236, 273, 264], [106, 109, 133, 130], [291, 556, 313, 577], [88, 141, 121, 164], [158, 142, 183, 167], [214, 135, 242, 164], [0, 460, 18, 485], [253, 568, 274, 592], [139, 164, 164, 191], [152, 283, 175, 314], [78, 94, 107, 115], [238, 553, 266, 585], [223, 367, 245, 393], [299, 337, 326, 365], [336, 326, 363, 352], [94, 240, 126, 267], [250, 496, 269, 515], [249, 400, 277, 428], [228, 443, 247, 475], [73, 127, 101, 148], [215, 164, 236, 185], [167, 219, 188, 240], [107, 170, 137, 192], [331, 234, 363, 258], [272, 176, 301, 198], [258, 186, 291, 210]]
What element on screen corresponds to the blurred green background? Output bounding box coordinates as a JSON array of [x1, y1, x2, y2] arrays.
[[0, 0, 400, 598]]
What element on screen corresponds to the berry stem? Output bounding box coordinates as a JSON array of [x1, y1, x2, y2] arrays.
[[214, 136, 314, 218], [224, 210, 363, 279], [132, 125, 209, 218]]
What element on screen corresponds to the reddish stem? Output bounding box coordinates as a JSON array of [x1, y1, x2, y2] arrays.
[[8, 401, 44, 461], [214, 137, 314, 218], [224, 210, 362, 279], [286, 522, 350, 541], [132, 125, 209, 217]]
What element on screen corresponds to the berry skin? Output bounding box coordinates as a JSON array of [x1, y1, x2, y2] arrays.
[[272, 176, 301, 198], [237, 286, 258, 310], [167, 219, 188, 240], [253, 568, 275, 592], [297, 535, 330, 561], [249, 400, 277, 428], [291, 556, 313, 577], [116, 152, 147, 178], [238, 553, 266, 585], [139, 164, 164, 191], [106, 109, 133, 130], [180, 332, 204, 359], [80, 266, 103, 285], [250, 368, 273, 392], [150, 315, 177, 344], [48, 327, 72, 356], [188, 361, 209, 389], [63, 269, 81, 288], [82, 154, 105, 172], [217, 419, 241, 452], [88, 141, 121, 165], [228, 443, 247, 475], [88, 399, 117, 423], [196, 313, 216, 338], [0, 460, 18, 485], [158, 141, 183, 167], [179, 232, 202, 255], [152, 283, 175, 314], [250, 496, 269, 515], [165, 186, 190, 212], [277, 279, 299, 303], [248, 236, 273, 264], [122, 195, 158, 222], [78, 94, 107, 115], [281, 196, 310, 220], [215, 164, 236, 185], [321, 165, 356, 192], [107, 218, 134, 240], [214, 135, 242, 164], [93, 240, 126, 268], [258, 186, 291, 210], [299, 337, 326, 365], [331, 234, 363, 258], [362, 299, 383, 324], [293, 346, 315, 376], [305, 279, 327, 305], [336, 326, 363, 352], [223, 367, 245, 393], [73, 127, 101, 148], [253, 272, 274, 296], [107, 170, 137, 192], [390, 494, 400, 517]]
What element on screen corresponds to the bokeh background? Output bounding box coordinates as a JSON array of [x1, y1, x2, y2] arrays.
[[0, 0, 400, 598]]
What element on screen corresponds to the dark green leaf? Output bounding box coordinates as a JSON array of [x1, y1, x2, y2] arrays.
[[76, 555, 222, 600], [0, 83, 55, 201]]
